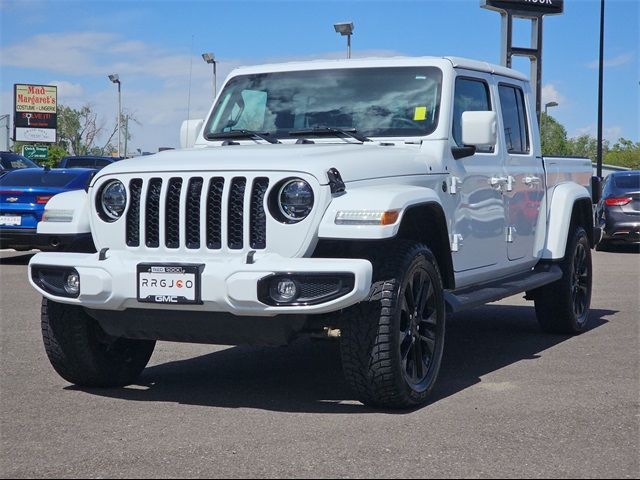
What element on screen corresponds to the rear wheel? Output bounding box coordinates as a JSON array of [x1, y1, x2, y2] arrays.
[[41, 298, 155, 387], [534, 226, 592, 334], [340, 241, 446, 409]]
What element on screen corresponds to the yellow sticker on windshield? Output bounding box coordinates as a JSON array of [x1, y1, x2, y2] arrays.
[[414, 106, 427, 121]]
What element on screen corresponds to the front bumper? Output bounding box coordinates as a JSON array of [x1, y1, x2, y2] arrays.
[[28, 251, 373, 316], [0, 229, 92, 251]]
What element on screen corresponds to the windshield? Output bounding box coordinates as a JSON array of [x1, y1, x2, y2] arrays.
[[0, 153, 39, 170], [205, 67, 443, 139]]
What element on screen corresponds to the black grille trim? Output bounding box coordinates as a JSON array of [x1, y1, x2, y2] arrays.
[[250, 177, 269, 249], [228, 177, 246, 250], [145, 178, 162, 248], [206, 177, 225, 249], [185, 177, 203, 249], [126, 178, 143, 247], [165, 178, 183, 249]]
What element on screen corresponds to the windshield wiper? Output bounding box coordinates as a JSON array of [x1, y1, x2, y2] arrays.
[[206, 129, 280, 144], [289, 127, 372, 143]]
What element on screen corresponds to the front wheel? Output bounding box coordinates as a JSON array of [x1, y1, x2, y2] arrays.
[[340, 241, 446, 409], [534, 226, 593, 334], [41, 298, 155, 387]]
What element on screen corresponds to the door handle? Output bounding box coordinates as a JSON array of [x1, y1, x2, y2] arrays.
[[490, 176, 507, 188], [523, 176, 541, 186]]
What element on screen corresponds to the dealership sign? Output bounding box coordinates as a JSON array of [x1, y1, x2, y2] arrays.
[[13, 84, 57, 143], [481, 0, 563, 15]]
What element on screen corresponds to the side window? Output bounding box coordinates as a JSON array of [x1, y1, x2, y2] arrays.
[[498, 84, 530, 154], [453, 78, 493, 152]]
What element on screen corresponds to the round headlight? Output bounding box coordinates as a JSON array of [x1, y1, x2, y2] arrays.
[[278, 179, 314, 222], [99, 180, 127, 221]]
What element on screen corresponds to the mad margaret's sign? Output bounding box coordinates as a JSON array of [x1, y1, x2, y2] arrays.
[[13, 84, 58, 143]]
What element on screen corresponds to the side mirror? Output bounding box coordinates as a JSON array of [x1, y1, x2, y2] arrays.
[[461, 111, 497, 148], [179, 119, 204, 149]]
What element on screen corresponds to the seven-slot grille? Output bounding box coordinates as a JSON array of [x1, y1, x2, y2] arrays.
[[124, 176, 269, 251]]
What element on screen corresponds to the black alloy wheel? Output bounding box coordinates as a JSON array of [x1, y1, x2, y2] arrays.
[[399, 265, 440, 391], [571, 241, 590, 323]]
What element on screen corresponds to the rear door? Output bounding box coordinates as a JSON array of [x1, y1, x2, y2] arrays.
[[497, 81, 544, 263]]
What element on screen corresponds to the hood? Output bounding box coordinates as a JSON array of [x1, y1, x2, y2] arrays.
[[92, 142, 428, 186]]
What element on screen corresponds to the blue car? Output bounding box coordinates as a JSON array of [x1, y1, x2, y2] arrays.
[[0, 167, 96, 251]]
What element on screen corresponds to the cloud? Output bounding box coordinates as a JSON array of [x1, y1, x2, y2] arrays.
[[49, 80, 85, 101], [541, 84, 565, 106], [587, 52, 634, 69], [573, 125, 624, 143]]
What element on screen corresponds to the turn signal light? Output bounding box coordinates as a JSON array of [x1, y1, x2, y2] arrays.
[[604, 197, 632, 207]]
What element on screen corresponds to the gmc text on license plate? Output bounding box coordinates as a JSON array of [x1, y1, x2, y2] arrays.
[[137, 264, 203, 305]]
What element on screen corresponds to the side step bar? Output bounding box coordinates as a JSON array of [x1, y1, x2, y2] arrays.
[[444, 263, 562, 313]]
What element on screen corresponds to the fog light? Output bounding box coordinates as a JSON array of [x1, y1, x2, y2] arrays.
[[270, 278, 298, 303], [64, 272, 80, 296]]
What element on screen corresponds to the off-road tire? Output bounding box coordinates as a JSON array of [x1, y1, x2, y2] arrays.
[[41, 298, 155, 387], [534, 226, 592, 334], [340, 241, 446, 409]]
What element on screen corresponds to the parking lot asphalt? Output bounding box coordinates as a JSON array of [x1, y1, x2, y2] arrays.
[[0, 248, 638, 478]]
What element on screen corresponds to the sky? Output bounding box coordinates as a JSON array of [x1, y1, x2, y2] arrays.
[[0, 0, 638, 153]]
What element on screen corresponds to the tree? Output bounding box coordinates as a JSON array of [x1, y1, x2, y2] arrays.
[[566, 134, 604, 162], [606, 138, 640, 169], [57, 104, 139, 156], [57, 104, 103, 156], [540, 113, 570, 156]]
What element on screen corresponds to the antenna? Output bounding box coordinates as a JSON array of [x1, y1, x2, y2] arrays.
[[186, 35, 194, 146]]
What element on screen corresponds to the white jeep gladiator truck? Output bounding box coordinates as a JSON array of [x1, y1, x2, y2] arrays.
[[29, 57, 598, 408]]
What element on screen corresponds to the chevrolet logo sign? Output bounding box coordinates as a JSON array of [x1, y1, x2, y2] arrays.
[[6, 197, 18, 203]]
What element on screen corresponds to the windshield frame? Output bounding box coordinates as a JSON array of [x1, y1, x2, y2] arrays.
[[202, 66, 444, 141]]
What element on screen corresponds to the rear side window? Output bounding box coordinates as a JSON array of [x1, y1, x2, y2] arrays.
[[613, 173, 640, 190], [498, 84, 530, 154], [0, 170, 79, 187], [64, 158, 95, 168], [453, 78, 492, 152], [94, 159, 112, 168]]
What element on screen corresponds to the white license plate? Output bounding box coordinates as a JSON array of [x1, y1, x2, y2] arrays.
[[137, 264, 202, 304], [0, 215, 21, 226]]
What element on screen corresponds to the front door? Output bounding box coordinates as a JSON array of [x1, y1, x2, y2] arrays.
[[449, 73, 507, 274]]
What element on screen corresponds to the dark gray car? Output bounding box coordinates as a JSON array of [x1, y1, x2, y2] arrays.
[[596, 171, 640, 248]]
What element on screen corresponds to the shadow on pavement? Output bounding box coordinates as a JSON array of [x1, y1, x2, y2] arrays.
[[0, 252, 36, 265], [597, 243, 640, 254], [69, 305, 615, 414]]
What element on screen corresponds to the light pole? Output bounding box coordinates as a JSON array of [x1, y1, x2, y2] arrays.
[[334, 22, 354, 59], [596, 0, 605, 179], [202, 53, 217, 99], [542, 101, 558, 138], [544, 101, 558, 116], [108, 74, 121, 157]]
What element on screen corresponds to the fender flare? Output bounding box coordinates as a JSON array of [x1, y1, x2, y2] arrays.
[[37, 189, 91, 235], [318, 185, 444, 239], [542, 182, 592, 260]]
